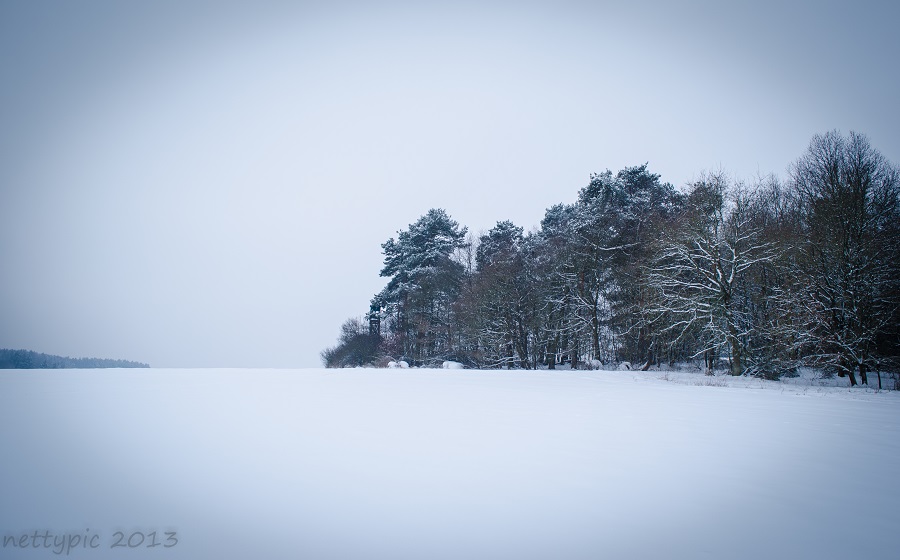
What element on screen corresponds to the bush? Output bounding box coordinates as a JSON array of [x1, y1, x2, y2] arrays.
[[321, 333, 381, 368], [321, 318, 382, 368]]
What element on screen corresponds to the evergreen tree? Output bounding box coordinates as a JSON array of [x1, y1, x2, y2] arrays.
[[376, 209, 468, 365], [469, 221, 536, 368]]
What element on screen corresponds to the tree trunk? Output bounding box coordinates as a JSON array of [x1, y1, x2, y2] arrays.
[[570, 336, 579, 370], [548, 332, 560, 369], [591, 306, 601, 362], [859, 362, 868, 386], [637, 328, 647, 369], [516, 324, 530, 370], [727, 324, 743, 376], [730, 352, 743, 376]]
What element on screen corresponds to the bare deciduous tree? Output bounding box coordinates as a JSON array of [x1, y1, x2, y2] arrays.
[[788, 130, 900, 386], [647, 173, 776, 375]]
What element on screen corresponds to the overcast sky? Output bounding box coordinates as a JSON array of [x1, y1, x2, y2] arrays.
[[1, 0, 897, 368]]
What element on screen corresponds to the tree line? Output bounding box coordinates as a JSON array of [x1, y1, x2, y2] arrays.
[[323, 131, 900, 385], [0, 349, 150, 369]]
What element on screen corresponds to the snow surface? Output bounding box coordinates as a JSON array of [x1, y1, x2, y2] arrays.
[[1, 367, 898, 560]]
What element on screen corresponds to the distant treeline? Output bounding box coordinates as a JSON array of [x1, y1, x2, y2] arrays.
[[0, 349, 150, 369]]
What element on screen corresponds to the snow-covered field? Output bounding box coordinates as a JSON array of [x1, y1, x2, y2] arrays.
[[1, 367, 898, 559]]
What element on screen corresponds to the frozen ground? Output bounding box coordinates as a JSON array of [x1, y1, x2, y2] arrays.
[[1, 367, 898, 559]]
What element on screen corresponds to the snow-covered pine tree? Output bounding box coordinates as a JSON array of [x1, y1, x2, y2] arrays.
[[467, 221, 537, 368], [376, 209, 468, 365]]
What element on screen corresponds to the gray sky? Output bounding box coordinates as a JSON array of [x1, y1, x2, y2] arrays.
[[1, 0, 897, 367]]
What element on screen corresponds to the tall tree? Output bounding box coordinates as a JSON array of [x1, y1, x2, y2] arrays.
[[571, 165, 681, 366], [740, 175, 803, 378], [468, 221, 538, 368], [646, 173, 776, 375], [788, 130, 900, 385], [376, 209, 468, 365], [535, 203, 585, 367]]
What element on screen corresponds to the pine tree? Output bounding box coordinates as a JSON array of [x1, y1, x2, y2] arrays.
[[376, 209, 468, 365]]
